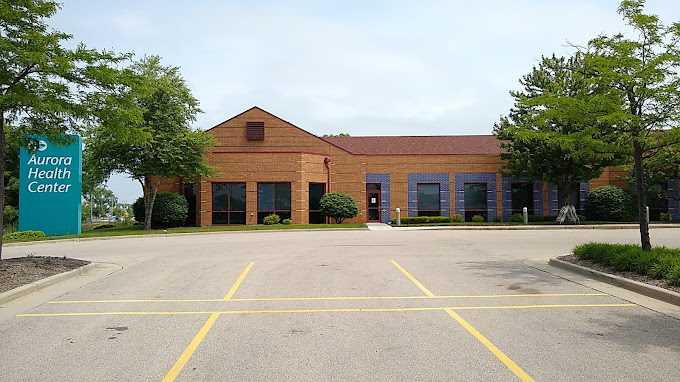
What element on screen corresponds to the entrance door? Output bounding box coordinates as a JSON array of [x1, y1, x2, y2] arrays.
[[367, 183, 381, 222]]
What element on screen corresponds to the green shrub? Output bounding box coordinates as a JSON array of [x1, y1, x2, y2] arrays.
[[132, 193, 189, 228], [577, 214, 587, 222], [492, 215, 502, 222], [92, 223, 116, 230], [573, 242, 680, 286], [263, 214, 280, 225], [282, 218, 292, 225], [528, 215, 543, 223], [3, 230, 46, 241], [319, 192, 359, 224], [3, 205, 18, 225], [451, 214, 463, 223], [471, 215, 485, 222], [660, 212, 672, 223], [543, 215, 558, 222], [509, 213, 523, 222], [586, 186, 636, 221]]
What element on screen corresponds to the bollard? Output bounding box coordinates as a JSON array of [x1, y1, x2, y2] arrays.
[[523, 207, 528, 224], [646, 206, 650, 224], [396, 208, 401, 226]]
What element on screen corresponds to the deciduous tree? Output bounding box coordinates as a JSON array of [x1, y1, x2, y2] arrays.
[[493, 54, 620, 218], [582, 0, 680, 250], [0, 0, 128, 258], [85, 56, 214, 230]]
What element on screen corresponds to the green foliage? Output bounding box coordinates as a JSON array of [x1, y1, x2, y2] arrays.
[[492, 215, 502, 222], [132, 193, 188, 228], [587, 186, 637, 221], [543, 215, 558, 222], [451, 214, 463, 223], [660, 213, 672, 223], [577, 215, 587, 222], [0, 0, 129, 256], [471, 215, 485, 223], [582, 1, 680, 250], [3, 230, 46, 241], [263, 214, 281, 225], [390, 216, 453, 225], [510, 213, 523, 222], [3, 205, 18, 226], [574, 242, 680, 286], [84, 55, 215, 230], [528, 215, 543, 223], [282, 218, 292, 225], [322, 133, 350, 137], [92, 223, 116, 230], [319, 192, 359, 224], [493, 54, 620, 205]]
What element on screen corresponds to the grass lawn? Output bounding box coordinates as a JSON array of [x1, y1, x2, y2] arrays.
[[3, 223, 367, 243]]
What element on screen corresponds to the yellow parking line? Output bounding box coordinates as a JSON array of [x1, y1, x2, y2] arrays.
[[163, 262, 255, 382], [445, 309, 535, 382], [17, 303, 637, 317], [391, 260, 536, 382], [163, 312, 220, 382], [47, 293, 609, 304], [223, 262, 255, 300], [390, 260, 435, 297]]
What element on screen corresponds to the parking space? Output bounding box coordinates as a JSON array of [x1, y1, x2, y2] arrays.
[[2, 229, 680, 381]]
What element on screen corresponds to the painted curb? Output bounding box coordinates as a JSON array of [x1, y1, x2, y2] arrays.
[[549, 257, 680, 307], [0, 262, 96, 305], [394, 224, 680, 231]]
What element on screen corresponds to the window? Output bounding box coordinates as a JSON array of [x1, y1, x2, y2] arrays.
[[465, 183, 487, 221], [309, 183, 326, 224], [417, 183, 440, 216], [557, 183, 580, 213], [647, 184, 668, 221], [258, 182, 291, 223], [212, 183, 246, 225], [246, 121, 265, 140], [511, 182, 533, 215]]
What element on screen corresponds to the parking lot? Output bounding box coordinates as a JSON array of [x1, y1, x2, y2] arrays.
[[1, 228, 680, 381]]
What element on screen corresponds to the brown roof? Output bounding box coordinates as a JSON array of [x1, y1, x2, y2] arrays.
[[320, 135, 503, 155]]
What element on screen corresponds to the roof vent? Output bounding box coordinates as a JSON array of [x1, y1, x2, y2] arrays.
[[246, 121, 265, 140]]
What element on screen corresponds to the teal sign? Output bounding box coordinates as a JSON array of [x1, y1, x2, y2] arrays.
[[19, 135, 82, 236]]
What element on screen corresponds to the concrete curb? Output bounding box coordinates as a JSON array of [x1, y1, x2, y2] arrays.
[[0, 262, 96, 305], [549, 257, 680, 307]]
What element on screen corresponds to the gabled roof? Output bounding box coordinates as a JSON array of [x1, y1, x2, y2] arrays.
[[320, 135, 503, 155]]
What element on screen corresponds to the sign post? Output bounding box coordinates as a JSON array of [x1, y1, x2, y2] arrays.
[[19, 135, 82, 236]]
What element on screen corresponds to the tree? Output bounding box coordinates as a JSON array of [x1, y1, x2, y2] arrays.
[[85, 56, 214, 230], [493, 54, 620, 217], [322, 133, 350, 137], [319, 192, 359, 224], [582, 0, 680, 250], [0, 0, 128, 259]]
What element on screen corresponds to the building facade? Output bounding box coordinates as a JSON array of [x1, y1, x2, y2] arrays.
[[159, 107, 680, 225]]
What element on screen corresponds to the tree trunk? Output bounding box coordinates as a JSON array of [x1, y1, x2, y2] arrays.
[[142, 176, 162, 230], [0, 111, 5, 260], [633, 140, 651, 251]]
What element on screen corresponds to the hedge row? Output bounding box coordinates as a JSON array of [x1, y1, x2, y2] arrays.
[[390, 215, 463, 225], [3, 230, 46, 241], [573, 242, 680, 286]]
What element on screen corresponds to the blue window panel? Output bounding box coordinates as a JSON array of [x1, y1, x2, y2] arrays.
[[455, 173, 498, 221], [407, 173, 450, 217]]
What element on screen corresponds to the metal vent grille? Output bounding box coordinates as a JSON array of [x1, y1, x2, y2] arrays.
[[246, 121, 265, 140]]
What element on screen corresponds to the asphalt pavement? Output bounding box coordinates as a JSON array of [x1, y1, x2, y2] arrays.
[[1, 228, 679, 381]]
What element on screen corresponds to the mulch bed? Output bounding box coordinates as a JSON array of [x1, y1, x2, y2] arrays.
[[0, 257, 90, 294], [557, 254, 680, 294]]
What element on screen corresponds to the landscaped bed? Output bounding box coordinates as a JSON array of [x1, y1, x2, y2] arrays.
[[0, 256, 90, 294], [568, 242, 680, 288]]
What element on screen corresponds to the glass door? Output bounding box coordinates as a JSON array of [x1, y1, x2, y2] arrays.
[[367, 183, 381, 222]]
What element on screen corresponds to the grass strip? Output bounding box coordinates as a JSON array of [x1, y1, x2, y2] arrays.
[[573, 242, 680, 286], [3, 223, 367, 243]]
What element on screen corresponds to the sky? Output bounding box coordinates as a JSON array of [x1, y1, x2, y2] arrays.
[[48, 0, 680, 203]]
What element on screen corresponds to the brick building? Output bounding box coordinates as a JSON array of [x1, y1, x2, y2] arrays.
[[161, 107, 680, 225]]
